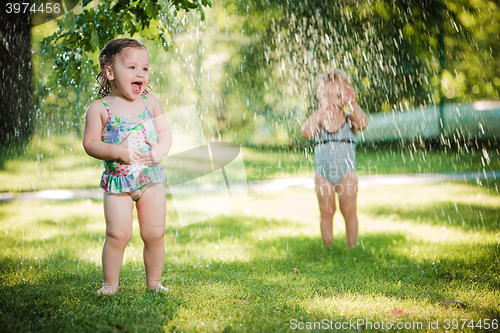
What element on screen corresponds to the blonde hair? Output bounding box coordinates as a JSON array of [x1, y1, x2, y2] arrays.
[[316, 68, 351, 87], [315, 69, 351, 109]]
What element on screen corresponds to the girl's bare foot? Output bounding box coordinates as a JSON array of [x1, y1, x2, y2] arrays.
[[97, 283, 118, 295], [148, 284, 169, 293], [346, 241, 358, 248]]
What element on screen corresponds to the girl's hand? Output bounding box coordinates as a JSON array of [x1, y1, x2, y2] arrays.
[[140, 140, 164, 166], [347, 114, 360, 135], [116, 134, 142, 165], [345, 85, 356, 104]]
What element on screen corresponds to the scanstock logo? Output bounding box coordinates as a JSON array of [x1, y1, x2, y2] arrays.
[[162, 105, 248, 227]]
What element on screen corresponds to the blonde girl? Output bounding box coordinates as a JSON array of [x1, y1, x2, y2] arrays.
[[301, 69, 368, 247]]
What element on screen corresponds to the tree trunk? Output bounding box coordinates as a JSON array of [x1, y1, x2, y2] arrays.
[[0, 9, 34, 153]]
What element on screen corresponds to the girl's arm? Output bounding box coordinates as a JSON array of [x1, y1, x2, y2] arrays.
[[349, 102, 368, 131], [301, 108, 325, 139], [82, 101, 138, 164], [140, 93, 172, 166], [346, 86, 368, 131]]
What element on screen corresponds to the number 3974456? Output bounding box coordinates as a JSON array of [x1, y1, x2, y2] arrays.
[[5, 2, 61, 14]]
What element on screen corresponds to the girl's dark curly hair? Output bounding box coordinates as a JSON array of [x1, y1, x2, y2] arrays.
[[97, 38, 149, 97]]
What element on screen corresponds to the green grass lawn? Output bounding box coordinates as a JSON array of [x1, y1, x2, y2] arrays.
[[0, 134, 499, 192], [1, 179, 499, 332]]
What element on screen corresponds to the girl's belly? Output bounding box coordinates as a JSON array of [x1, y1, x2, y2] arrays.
[[106, 132, 151, 177]]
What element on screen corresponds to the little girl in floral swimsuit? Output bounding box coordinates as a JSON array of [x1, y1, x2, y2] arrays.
[[83, 38, 172, 294]]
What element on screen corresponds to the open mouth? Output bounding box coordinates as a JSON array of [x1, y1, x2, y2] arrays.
[[131, 81, 143, 94]]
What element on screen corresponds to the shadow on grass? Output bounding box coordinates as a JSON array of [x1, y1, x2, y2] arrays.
[[168, 231, 499, 328], [1, 206, 499, 331], [167, 216, 500, 310], [0, 255, 181, 333]]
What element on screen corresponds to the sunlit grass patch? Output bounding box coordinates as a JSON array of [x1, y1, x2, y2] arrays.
[[0, 200, 105, 266], [0, 134, 102, 192], [360, 180, 499, 231]]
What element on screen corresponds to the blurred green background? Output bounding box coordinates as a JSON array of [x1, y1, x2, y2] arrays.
[[1, 2, 499, 332], [29, 0, 500, 147], [1, 0, 499, 187]]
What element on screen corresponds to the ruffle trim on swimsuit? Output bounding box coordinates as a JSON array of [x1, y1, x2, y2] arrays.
[[100, 165, 167, 193]]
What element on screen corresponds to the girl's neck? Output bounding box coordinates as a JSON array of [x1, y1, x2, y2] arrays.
[[108, 92, 140, 103]]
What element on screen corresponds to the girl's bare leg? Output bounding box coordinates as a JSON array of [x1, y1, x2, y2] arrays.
[[98, 192, 134, 294], [136, 182, 166, 290], [315, 173, 336, 246], [336, 171, 358, 247]]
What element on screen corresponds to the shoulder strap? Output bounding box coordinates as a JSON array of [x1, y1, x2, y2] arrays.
[[100, 99, 111, 116], [142, 94, 155, 122], [315, 125, 325, 141], [142, 94, 149, 111]]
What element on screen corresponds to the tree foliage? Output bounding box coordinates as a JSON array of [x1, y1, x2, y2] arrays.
[[235, 0, 499, 109], [33, 0, 500, 149], [35, 0, 210, 136], [41, 0, 211, 92], [217, 0, 500, 148]]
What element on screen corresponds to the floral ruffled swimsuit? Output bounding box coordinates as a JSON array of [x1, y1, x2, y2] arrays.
[[100, 94, 167, 201]]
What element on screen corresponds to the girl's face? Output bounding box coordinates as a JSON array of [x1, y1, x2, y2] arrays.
[[317, 79, 350, 108], [106, 47, 150, 100]]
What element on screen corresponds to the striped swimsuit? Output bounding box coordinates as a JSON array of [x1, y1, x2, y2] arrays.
[[314, 120, 357, 186]]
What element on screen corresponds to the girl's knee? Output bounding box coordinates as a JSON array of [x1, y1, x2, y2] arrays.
[[340, 203, 356, 218], [320, 205, 336, 217], [340, 205, 356, 219], [106, 229, 131, 246], [140, 228, 165, 244]]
